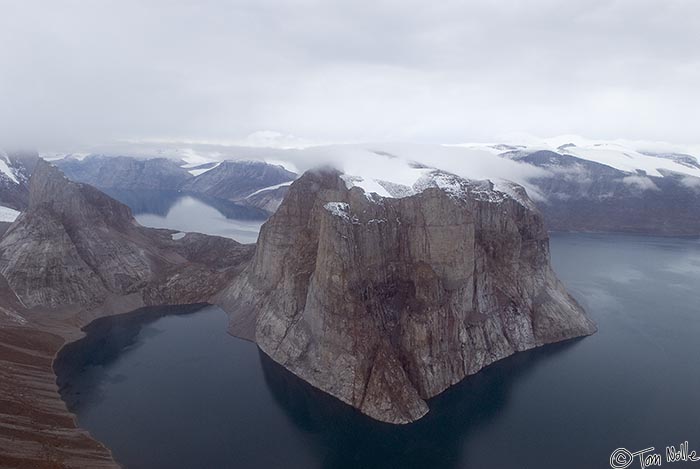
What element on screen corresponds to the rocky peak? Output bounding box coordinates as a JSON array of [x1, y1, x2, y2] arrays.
[[0, 160, 255, 309], [220, 167, 596, 424], [28, 159, 135, 231]]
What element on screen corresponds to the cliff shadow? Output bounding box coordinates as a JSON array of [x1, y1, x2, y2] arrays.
[[54, 303, 209, 413], [259, 339, 583, 469]]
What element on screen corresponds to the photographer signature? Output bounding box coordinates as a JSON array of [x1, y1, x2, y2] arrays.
[[610, 442, 700, 468]]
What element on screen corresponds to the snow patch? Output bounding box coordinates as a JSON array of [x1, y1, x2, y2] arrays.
[[41, 152, 90, 161], [493, 179, 537, 209], [0, 152, 19, 184], [188, 161, 221, 176], [324, 202, 359, 223], [171, 232, 187, 240], [0, 205, 20, 222], [324, 202, 350, 218], [246, 181, 293, 198], [338, 155, 529, 207], [340, 174, 395, 199], [2, 309, 27, 325]]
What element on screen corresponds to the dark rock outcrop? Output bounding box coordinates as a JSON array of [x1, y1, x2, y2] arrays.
[[218, 168, 596, 424]]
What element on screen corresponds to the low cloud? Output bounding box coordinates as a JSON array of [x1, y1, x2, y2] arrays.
[[622, 175, 660, 191], [1, 0, 700, 147]]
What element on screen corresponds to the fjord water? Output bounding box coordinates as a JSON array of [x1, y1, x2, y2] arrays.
[[102, 188, 266, 243], [134, 195, 264, 243], [56, 233, 700, 469]]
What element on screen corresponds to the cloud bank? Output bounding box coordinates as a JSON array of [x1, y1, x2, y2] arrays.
[[1, 0, 699, 148]]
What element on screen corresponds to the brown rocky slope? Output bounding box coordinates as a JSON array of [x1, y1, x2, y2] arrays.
[[0, 161, 254, 468]]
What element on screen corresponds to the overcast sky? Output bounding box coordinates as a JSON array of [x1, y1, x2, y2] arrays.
[[1, 0, 699, 148]]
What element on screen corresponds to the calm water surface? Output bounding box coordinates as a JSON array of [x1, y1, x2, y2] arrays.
[[56, 233, 700, 468], [102, 188, 266, 243], [135, 196, 264, 244]]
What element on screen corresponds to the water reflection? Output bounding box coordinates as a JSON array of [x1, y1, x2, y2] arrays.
[[55, 304, 209, 412], [259, 341, 579, 469], [100, 188, 268, 243], [53, 234, 700, 469], [103, 188, 268, 220]]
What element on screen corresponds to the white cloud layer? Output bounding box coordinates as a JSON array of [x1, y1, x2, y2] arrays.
[[1, 0, 699, 147]]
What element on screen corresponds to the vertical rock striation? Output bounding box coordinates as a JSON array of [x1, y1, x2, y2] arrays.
[[219, 168, 596, 424]]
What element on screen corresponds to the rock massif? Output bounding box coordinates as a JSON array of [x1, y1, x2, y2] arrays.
[[219, 168, 596, 424], [0, 159, 595, 466], [0, 160, 254, 468]]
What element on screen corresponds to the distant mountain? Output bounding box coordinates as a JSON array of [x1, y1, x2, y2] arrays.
[[500, 148, 700, 235], [54, 156, 297, 216], [180, 159, 296, 201], [55, 155, 192, 190], [42, 137, 700, 235]]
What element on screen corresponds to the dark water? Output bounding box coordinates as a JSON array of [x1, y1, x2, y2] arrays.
[[55, 233, 700, 469], [102, 188, 267, 243]]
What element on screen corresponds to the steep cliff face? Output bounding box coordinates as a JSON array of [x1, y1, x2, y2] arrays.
[[0, 160, 254, 309], [219, 168, 596, 424]]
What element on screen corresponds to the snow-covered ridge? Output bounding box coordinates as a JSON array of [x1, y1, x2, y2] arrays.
[[0, 151, 19, 184], [558, 143, 700, 178], [340, 167, 528, 207], [187, 161, 221, 176], [0, 205, 20, 222], [451, 136, 700, 179]]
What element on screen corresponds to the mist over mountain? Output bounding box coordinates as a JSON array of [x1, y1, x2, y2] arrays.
[[13, 135, 699, 236]]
